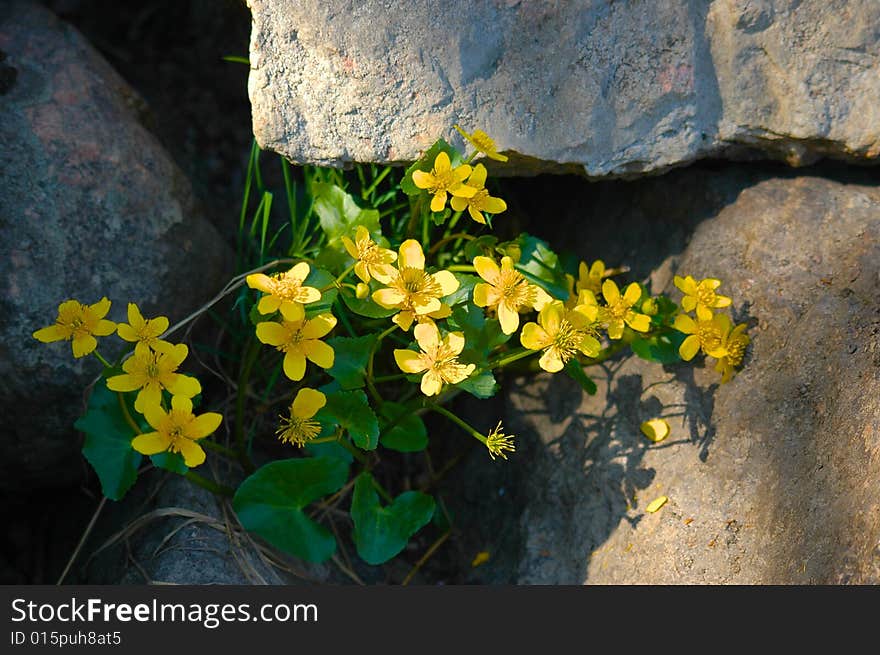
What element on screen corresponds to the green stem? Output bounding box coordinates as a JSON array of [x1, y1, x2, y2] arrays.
[[116, 393, 141, 434], [373, 373, 407, 384], [338, 438, 368, 465], [201, 440, 239, 459], [365, 324, 398, 405], [93, 350, 112, 368], [362, 166, 392, 199], [428, 403, 487, 446], [446, 264, 476, 273], [372, 476, 394, 504], [485, 347, 536, 370], [427, 232, 475, 258], [323, 263, 356, 291], [185, 471, 234, 497]]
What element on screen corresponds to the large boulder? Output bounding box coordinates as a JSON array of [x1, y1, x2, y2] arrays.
[[0, 1, 232, 490], [500, 168, 880, 583], [246, 0, 880, 176]]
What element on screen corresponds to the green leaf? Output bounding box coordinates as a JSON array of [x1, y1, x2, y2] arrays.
[[339, 284, 396, 319], [151, 452, 188, 474], [379, 402, 428, 452], [326, 334, 377, 390], [456, 369, 499, 399], [317, 389, 380, 450], [448, 303, 510, 362], [630, 331, 687, 364], [75, 384, 142, 501], [311, 182, 381, 243], [464, 235, 499, 261], [350, 473, 436, 565], [400, 139, 461, 196], [304, 440, 354, 464], [564, 359, 598, 395], [233, 457, 350, 563], [502, 233, 570, 300], [443, 273, 480, 307], [303, 267, 338, 317]]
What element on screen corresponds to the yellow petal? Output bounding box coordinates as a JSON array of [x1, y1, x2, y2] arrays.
[[482, 196, 507, 215], [468, 164, 488, 189], [681, 296, 697, 312], [393, 311, 414, 331], [246, 273, 274, 293], [93, 319, 117, 337], [177, 440, 206, 468], [497, 302, 519, 335], [105, 374, 141, 393], [297, 286, 322, 304], [473, 256, 500, 284], [342, 235, 358, 259], [414, 322, 440, 352], [431, 270, 459, 297], [303, 339, 335, 369], [166, 373, 201, 398], [450, 195, 468, 212], [434, 151, 451, 173], [532, 286, 553, 311], [468, 205, 486, 224], [645, 496, 668, 513], [679, 335, 701, 361], [704, 278, 722, 290], [131, 432, 171, 456], [143, 403, 166, 431], [398, 239, 425, 270], [301, 313, 337, 339], [189, 412, 223, 440], [601, 279, 620, 304], [471, 551, 490, 568], [714, 295, 732, 308], [538, 348, 564, 373], [279, 300, 305, 322], [626, 312, 651, 332], [606, 319, 624, 340], [640, 418, 670, 443], [673, 314, 697, 334], [453, 164, 473, 182], [445, 331, 466, 356], [283, 352, 307, 381], [289, 261, 311, 283], [256, 321, 288, 346], [540, 301, 564, 335], [420, 370, 443, 396], [89, 297, 112, 320], [623, 283, 642, 305], [354, 261, 370, 283], [411, 169, 434, 190], [473, 283, 491, 307], [451, 183, 477, 198], [257, 294, 282, 315], [127, 303, 145, 330], [695, 305, 714, 322], [411, 296, 441, 315], [578, 335, 601, 357], [71, 334, 97, 358], [520, 323, 551, 351], [134, 385, 162, 414], [430, 191, 447, 213], [394, 349, 426, 374], [292, 387, 327, 419], [33, 325, 67, 343]]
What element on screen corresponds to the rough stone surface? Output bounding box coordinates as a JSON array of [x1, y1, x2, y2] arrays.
[[82, 460, 331, 585], [247, 0, 880, 176], [0, 1, 232, 490], [502, 169, 880, 583]]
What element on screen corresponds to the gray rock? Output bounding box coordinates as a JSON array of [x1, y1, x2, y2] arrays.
[[504, 169, 880, 583], [246, 0, 880, 176], [0, 1, 232, 490]]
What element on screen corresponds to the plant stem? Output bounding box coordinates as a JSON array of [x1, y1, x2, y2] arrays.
[[365, 324, 398, 405], [427, 232, 475, 258], [116, 392, 141, 434], [485, 347, 535, 370], [324, 263, 356, 291], [446, 264, 476, 273], [200, 439, 239, 459], [93, 350, 112, 368], [185, 471, 234, 497], [373, 373, 407, 384], [428, 403, 487, 446]]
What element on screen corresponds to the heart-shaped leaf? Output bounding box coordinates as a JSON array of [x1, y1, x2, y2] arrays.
[[316, 389, 380, 450], [379, 402, 428, 452], [233, 457, 350, 563], [351, 472, 435, 565]]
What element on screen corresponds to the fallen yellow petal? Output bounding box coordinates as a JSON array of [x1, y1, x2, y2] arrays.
[[645, 495, 668, 513], [471, 551, 491, 568], [640, 418, 670, 443]]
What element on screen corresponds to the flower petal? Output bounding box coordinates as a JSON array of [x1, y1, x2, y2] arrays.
[[33, 325, 67, 343], [411, 295, 441, 315], [450, 195, 468, 212], [679, 335, 701, 361], [420, 370, 443, 396], [372, 288, 406, 308], [640, 418, 670, 443], [177, 440, 206, 468], [482, 196, 507, 215], [394, 349, 426, 374], [398, 239, 425, 271], [106, 374, 141, 393], [289, 262, 311, 283], [673, 314, 697, 335], [255, 321, 288, 346], [283, 352, 307, 381], [497, 302, 519, 335], [71, 334, 97, 358], [143, 403, 166, 430], [468, 163, 488, 188], [623, 283, 642, 305], [301, 313, 337, 339], [166, 373, 201, 398], [578, 335, 601, 357], [626, 312, 651, 332], [473, 283, 491, 307], [468, 205, 486, 224], [303, 339, 335, 369], [411, 170, 434, 190], [606, 319, 624, 340], [540, 301, 563, 335], [127, 303, 145, 329], [292, 388, 327, 419], [246, 273, 274, 293], [538, 348, 564, 373], [89, 297, 112, 320], [520, 323, 551, 350], [131, 432, 171, 456], [134, 385, 162, 414], [414, 322, 440, 352], [258, 294, 282, 315], [189, 412, 223, 439], [601, 279, 620, 304], [171, 394, 194, 414], [392, 311, 414, 331], [279, 300, 305, 322], [431, 270, 459, 297], [473, 256, 500, 284], [444, 331, 466, 356], [434, 151, 451, 173], [430, 191, 447, 213]]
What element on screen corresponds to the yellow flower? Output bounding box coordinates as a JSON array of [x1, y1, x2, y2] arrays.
[[255, 313, 336, 381], [640, 418, 670, 443], [276, 388, 327, 446], [714, 315, 750, 383], [246, 262, 321, 321], [372, 240, 459, 331], [484, 421, 515, 460], [341, 225, 397, 284], [599, 279, 651, 339], [673, 305, 727, 361], [411, 151, 476, 213], [520, 300, 601, 373], [449, 164, 507, 224], [674, 275, 732, 313], [393, 322, 475, 396], [453, 125, 509, 162], [116, 303, 169, 349], [131, 395, 222, 468], [472, 255, 551, 334], [33, 297, 116, 358], [576, 260, 606, 297], [106, 342, 201, 413]]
